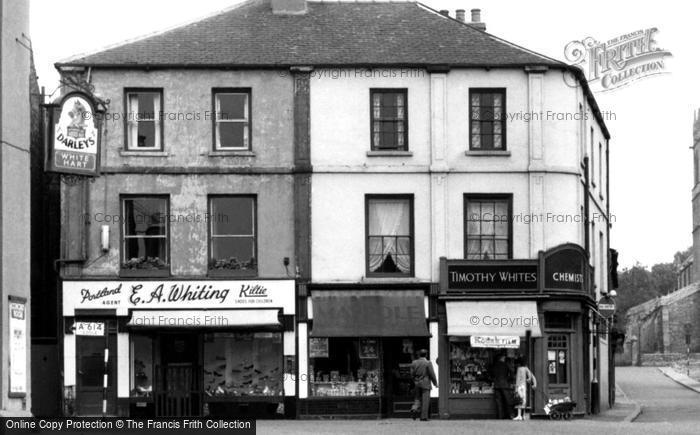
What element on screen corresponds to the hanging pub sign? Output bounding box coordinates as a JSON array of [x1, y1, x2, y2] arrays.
[[543, 244, 588, 292], [46, 92, 101, 176]]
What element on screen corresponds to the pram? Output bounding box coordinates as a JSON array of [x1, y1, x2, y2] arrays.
[[541, 392, 577, 420]]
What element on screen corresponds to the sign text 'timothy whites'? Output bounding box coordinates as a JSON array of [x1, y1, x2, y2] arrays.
[[447, 264, 538, 291]]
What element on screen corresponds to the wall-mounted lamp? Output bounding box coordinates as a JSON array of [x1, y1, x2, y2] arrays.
[[100, 225, 110, 252]]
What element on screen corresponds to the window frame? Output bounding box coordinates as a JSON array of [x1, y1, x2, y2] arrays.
[[211, 88, 252, 151], [463, 194, 513, 260], [207, 194, 258, 277], [469, 88, 507, 151], [364, 194, 415, 278], [119, 194, 170, 277], [123, 88, 164, 151], [369, 88, 409, 151]]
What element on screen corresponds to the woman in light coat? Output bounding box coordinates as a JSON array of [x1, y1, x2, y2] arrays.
[[513, 357, 536, 420]]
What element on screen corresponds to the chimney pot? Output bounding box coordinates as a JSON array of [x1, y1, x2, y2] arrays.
[[471, 8, 481, 23], [439, 9, 450, 17], [469, 8, 486, 31], [456, 9, 466, 22]]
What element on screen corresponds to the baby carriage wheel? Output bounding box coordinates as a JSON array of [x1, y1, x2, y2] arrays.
[[550, 410, 561, 420], [563, 411, 572, 420]]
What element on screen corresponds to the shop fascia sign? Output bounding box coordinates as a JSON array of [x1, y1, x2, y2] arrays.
[[441, 259, 538, 292], [542, 244, 590, 293], [62, 280, 296, 316], [470, 335, 520, 349], [45, 91, 102, 176]]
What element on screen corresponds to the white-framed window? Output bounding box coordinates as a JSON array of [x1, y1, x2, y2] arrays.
[[125, 90, 162, 150], [213, 90, 250, 150]]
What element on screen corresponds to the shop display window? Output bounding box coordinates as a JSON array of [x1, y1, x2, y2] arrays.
[[203, 332, 282, 398], [130, 335, 154, 398], [309, 338, 381, 397], [448, 338, 524, 396]]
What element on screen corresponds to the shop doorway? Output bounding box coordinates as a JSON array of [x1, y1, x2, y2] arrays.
[[75, 331, 117, 415], [155, 333, 201, 417], [382, 337, 429, 417]]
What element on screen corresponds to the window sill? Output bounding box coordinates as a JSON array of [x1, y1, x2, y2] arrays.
[[366, 151, 413, 157], [209, 150, 255, 157], [465, 150, 511, 157], [119, 269, 170, 278], [120, 150, 169, 157], [207, 269, 258, 278]]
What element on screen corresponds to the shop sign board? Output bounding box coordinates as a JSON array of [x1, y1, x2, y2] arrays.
[[309, 338, 329, 358], [74, 322, 105, 336], [9, 298, 27, 397], [46, 92, 101, 176], [544, 245, 587, 292], [470, 335, 520, 349], [443, 261, 538, 291], [62, 280, 296, 316]]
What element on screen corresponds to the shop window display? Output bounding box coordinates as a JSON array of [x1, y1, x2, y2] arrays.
[[203, 332, 282, 398], [449, 338, 524, 395], [309, 338, 381, 397], [130, 335, 154, 398]]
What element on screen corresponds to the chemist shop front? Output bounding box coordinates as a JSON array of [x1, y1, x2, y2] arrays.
[[298, 286, 437, 418], [438, 244, 593, 419], [61, 279, 296, 419]]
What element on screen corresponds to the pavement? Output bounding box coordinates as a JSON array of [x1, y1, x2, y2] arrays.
[[255, 367, 700, 434], [658, 366, 700, 393]]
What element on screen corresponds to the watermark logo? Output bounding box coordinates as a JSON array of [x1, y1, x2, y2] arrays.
[[564, 27, 672, 92]]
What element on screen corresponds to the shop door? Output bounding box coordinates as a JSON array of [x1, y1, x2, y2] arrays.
[[383, 338, 429, 417], [546, 333, 571, 400], [75, 333, 117, 415], [156, 334, 201, 417]]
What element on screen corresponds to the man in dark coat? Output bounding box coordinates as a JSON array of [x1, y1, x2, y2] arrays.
[[410, 349, 438, 421], [492, 353, 513, 419]]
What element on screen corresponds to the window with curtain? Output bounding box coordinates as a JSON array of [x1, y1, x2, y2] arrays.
[[469, 89, 505, 150], [125, 90, 162, 150], [371, 89, 407, 151], [213, 90, 250, 150], [366, 196, 413, 275], [121, 196, 169, 271], [464, 195, 511, 260]]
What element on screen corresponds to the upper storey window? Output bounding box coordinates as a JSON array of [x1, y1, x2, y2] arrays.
[[469, 89, 506, 150], [125, 89, 162, 150], [370, 89, 408, 151]]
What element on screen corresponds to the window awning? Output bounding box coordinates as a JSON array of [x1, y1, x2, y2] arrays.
[[126, 309, 281, 328], [446, 301, 542, 337], [311, 290, 429, 337]]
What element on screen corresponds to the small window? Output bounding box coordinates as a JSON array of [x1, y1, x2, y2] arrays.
[[464, 195, 511, 260], [213, 90, 250, 150], [125, 90, 162, 150], [547, 334, 569, 385], [121, 196, 169, 271], [366, 195, 413, 276], [209, 196, 257, 274], [370, 89, 407, 151], [470, 89, 506, 150]]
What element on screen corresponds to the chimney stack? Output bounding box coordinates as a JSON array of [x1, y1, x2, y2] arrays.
[[271, 0, 307, 15], [469, 8, 486, 31], [455, 9, 466, 22], [439, 9, 450, 17]]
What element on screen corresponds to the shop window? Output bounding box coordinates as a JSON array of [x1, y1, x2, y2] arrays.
[[469, 89, 506, 150], [130, 335, 154, 398], [366, 195, 414, 276], [464, 195, 511, 260], [213, 90, 251, 150], [544, 313, 573, 330], [121, 196, 169, 272], [547, 334, 569, 385], [208, 196, 257, 274], [449, 338, 524, 396], [203, 332, 282, 398], [371, 89, 408, 151], [125, 89, 162, 150], [309, 338, 381, 397]]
